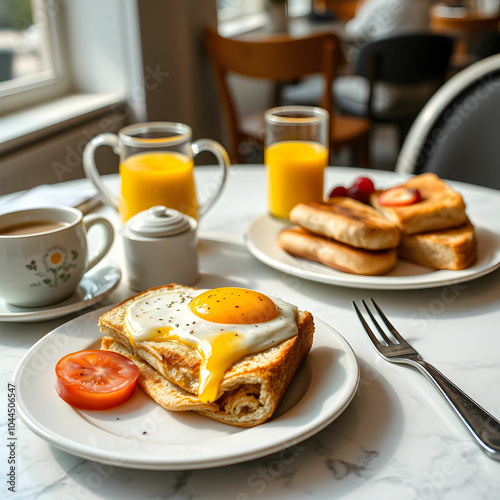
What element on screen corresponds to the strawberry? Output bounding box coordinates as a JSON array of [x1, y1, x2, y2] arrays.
[[329, 186, 348, 198], [378, 187, 421, 206], [352, 177, 375, 196]]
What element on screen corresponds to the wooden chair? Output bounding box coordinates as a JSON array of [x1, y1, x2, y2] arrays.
[[204, 28, 370, 165], [314, 0, 359, 21]]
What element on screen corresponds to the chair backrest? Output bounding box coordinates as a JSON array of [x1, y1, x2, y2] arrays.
[[323, 0, 358, 22], [204, 29, 340, 162], [395, 54, 500, 190], [476, 31, 500, 60], [354, 33, 454, 85]]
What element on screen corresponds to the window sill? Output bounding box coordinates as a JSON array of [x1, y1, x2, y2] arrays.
[[0, 93, 128, 156]]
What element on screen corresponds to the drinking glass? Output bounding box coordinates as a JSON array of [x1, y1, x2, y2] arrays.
[[265, 106, 329, 219]]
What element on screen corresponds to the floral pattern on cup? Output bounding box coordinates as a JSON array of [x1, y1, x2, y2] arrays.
[[26, 245, 79, 288]]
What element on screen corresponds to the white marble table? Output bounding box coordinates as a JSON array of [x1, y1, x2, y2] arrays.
[[1, 165, 499, 499]]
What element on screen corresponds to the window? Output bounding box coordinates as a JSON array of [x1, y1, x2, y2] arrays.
[[0, 0, 70, 116], [217, 0, 311, 36], [217, 0, 266, 23]]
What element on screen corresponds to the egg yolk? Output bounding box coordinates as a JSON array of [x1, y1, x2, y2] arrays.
[[189, 287, 277, 325], [133, 325, 246, 403], [197, 331, 247, 403]]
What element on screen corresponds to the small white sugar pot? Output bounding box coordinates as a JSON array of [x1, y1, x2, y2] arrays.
[[121, 206, 199, 291]]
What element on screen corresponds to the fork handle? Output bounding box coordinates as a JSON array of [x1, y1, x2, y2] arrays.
[[412, 359, 500, 460]]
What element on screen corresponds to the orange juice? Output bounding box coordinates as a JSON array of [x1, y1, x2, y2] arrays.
[[119, 151, 198, 222], [265, 141, 328, 219]]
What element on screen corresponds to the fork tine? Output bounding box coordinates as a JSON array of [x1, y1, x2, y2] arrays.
[[361, 299, 394, 345], [352, 301, 384, 349], [370, 298, 406, 344]]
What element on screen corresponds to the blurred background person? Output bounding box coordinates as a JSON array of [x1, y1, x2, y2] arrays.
[[343, 0, 433, 56]]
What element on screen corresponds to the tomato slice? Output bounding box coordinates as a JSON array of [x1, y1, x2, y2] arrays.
[[55, 350, 140, 410], [378, 187, 421, 206]]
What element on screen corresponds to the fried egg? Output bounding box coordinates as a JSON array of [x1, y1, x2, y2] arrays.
[[124, 286, 299, 403]]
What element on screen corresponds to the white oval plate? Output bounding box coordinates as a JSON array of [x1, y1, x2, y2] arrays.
[[0, 264, 121, 322], [14, 307, 359, 470], [245, 214, 500, 290]]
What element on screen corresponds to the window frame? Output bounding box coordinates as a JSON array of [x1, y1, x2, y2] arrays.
[[0, 0, 72, 117]]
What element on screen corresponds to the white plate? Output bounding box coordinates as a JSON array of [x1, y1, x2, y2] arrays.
[[0, 264, 121, 322], [14, 307, 359, 470], [245, 214, 500, 290]]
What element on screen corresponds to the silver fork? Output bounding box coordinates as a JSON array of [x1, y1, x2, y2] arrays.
[[353, 298, 500, 461]]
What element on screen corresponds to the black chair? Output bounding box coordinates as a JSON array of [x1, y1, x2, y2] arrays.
[[395, 54, 500, 190], [475, 31, 500, 60], [334, 33, 454, 147]]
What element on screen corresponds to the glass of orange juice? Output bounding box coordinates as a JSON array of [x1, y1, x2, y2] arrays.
[[265, 106, 329, 219], [83, 122, 230, 222]]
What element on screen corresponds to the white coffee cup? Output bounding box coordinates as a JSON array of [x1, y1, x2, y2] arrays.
[[0, 206, 115, 307]]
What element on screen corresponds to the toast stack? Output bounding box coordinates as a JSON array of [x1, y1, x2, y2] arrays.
[[278, 198, 400, 275], [370, 173, 477, 270]]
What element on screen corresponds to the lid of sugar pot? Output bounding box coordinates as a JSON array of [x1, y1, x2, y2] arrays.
[[125, 206, 194, 238]]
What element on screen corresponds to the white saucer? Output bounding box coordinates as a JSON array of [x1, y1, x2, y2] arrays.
[[14, 308, 359, 470], [0, 264, 121, 322]]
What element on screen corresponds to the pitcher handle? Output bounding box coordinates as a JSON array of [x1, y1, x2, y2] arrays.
[[83, 133, 121, 211], [191, 139, 230, 218]]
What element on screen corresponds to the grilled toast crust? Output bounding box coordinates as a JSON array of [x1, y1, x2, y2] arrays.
[[278, 226, 398, 275], [99, 284, 314, 427], [290, 199, 400, 250], [370, 173, 468, 235]]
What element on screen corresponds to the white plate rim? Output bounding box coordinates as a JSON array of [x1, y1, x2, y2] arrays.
[[245, 214, 500, 290], [0, 264, 121, 322], [14, 306, 360, 470]]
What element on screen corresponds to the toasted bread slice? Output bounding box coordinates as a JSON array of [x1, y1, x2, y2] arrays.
[[398, 220, 477, 270], [370, 173, 468, 235], [278, 226, 398, 275], [290, 199, 400, 250], [99, 284, 314, 427]]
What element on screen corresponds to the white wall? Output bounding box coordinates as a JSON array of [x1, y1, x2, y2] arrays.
[[137, 0, 223, 143], [63, 0, 146, 121]]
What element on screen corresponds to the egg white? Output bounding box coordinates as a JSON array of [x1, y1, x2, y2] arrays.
[[124, 286, 299, 350]]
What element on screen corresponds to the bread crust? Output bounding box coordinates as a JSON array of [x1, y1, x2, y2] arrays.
[[398, 221, 477, 270], [370, 173, 468, 235], [290, 199, 400, 250], [99, 284, 314, 427], [278, 226, 398, 275]]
